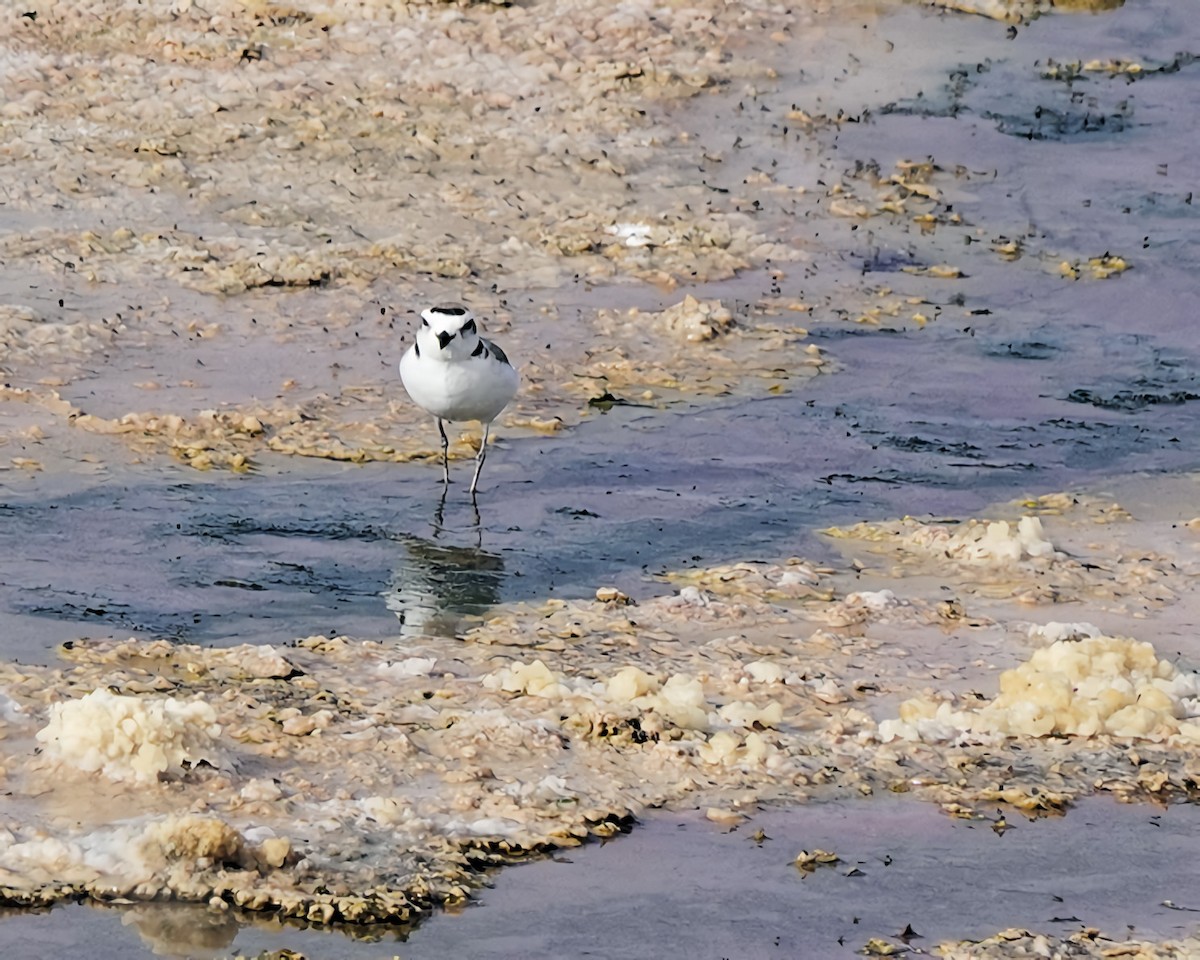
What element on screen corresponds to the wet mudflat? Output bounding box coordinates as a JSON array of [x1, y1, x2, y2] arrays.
[[2, 0, 1200, 957]]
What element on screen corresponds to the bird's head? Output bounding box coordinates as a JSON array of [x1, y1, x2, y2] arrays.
[[416, 303, 481, 360]]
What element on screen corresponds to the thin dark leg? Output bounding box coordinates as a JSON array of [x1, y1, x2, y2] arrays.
[[437, 418, 450, 484], [469, 422, 490, 495]]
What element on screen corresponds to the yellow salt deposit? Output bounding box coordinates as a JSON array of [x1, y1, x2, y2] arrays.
[[606, 666, 660, 702], [697, 730, 775, 768], [641, 674, 711, 732], [880, 634, 1200, 744]]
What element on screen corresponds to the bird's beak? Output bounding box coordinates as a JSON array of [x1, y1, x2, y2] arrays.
[[436, 331, 453, 350]]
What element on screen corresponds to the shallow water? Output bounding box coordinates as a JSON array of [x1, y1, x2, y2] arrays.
[[3, 0, 1200, 955], [6, 367, 1192, 663], [422, 796, 1200, 958], [4, 796, 1196, 960], [0, 408, 876, 660]]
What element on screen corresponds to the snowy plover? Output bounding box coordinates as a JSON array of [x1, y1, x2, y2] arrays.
[[399, 304, 519, 495]]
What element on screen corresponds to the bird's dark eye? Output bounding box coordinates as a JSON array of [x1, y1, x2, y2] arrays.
[[421, 317, 429, 327], [463, 318, 476, 334]]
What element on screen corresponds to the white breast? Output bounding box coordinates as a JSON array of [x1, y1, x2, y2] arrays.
[[399, 345, 518, 423]]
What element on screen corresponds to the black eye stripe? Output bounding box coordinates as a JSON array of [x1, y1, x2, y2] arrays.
[[463, 318, 476, 333]]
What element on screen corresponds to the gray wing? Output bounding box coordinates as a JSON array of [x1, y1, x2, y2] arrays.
[[483, 337, 512, 367]]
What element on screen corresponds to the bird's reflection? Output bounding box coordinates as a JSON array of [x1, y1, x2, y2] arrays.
[[431, 484, 480, 540], [383, 523, 504, 641]]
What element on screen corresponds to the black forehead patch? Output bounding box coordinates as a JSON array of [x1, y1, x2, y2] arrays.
[[429, 304, 468, 316]]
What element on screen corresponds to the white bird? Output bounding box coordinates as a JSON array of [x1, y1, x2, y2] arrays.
[[398, 304, 519, 495]]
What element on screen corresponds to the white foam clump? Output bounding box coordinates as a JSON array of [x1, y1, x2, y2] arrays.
[[234, 644, 297, 679], [778, 566, 819, 587], [1029, 621, 1100, 643], [0, 815, 252, 893], [651, 295, 735, 342], [606, 668, 710, 731], [462, 817, 525, 839], [36, 689, 224, 783], [667, 585, 711, 608], [609, 222, 655, 247], [358, 796, 409, 826], [504, 663, 772, 735], [606, 665, 659, 702], [697, 730, 775, 768], [239, 778, 283, 803], [0, 690, 25, 724], [377, 656, 437, 679], [500, 774, 575, 804], [844, 589, 898, 611], [879, 636, 1200, 744], [956, 516, 1056, 563], [0, 830, 133, 888], [745, 660, 785, 684], [438, 814, 526, 840], [718, 700, 783, 729], [638, 675, 711, 731], [483, 660, 572, 699]]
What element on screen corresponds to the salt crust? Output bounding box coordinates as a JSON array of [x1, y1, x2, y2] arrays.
[[0, 0, 833, 478], [832, 515, 1057, 565], [482, 660, 781, 734], [935, 926, 1200, 960], [0, 304, 121, 363], [824, 499, 1177, 607], [931, 0, 1124, 23], [0, 0, 1186, 941], [35, 688, 224, 783], [0, 814, 287, 895], [0, 0, 801, 326], [574, 295, 823, 410], [600, 296, 736, 344], [1, 293, 824, 471]]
